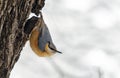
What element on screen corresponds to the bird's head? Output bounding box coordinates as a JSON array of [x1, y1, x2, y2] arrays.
[[45, 41, 62, 55]]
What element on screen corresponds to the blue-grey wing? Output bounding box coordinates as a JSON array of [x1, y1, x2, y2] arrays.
[[38, 24, 53, 51]]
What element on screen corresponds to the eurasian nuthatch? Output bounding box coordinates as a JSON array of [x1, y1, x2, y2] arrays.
[[30, 16, 62, 57]]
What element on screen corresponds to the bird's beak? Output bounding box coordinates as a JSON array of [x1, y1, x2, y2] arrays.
[[54, 50, 62, 54], [56, 50, 62, 54]]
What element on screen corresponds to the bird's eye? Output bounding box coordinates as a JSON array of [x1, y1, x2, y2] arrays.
[[48, 42, 55, 50], [48, 41, 51, 45], [48, 42, 62, 54]]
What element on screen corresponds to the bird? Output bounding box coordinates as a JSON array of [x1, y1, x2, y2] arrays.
[[29, 16, 62, 57]]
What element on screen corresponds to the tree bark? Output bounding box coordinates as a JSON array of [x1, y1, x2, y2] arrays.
[[0, 0, 45, 78]]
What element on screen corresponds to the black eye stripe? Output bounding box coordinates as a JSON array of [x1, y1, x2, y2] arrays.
[[48, 43, 55, 50], [48, 43, 62, 54], [50, 47, 55, 50]]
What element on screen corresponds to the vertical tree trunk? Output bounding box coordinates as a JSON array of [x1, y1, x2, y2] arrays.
[[0, 0, 45, 78]]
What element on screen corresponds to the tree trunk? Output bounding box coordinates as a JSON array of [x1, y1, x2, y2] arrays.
[[0, 0, 45, 78]]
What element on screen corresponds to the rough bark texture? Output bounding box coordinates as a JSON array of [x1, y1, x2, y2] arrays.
[[0, 0, 45, 78]]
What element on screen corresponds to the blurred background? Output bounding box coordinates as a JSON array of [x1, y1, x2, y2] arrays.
[[10, 0, 120, 78]]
